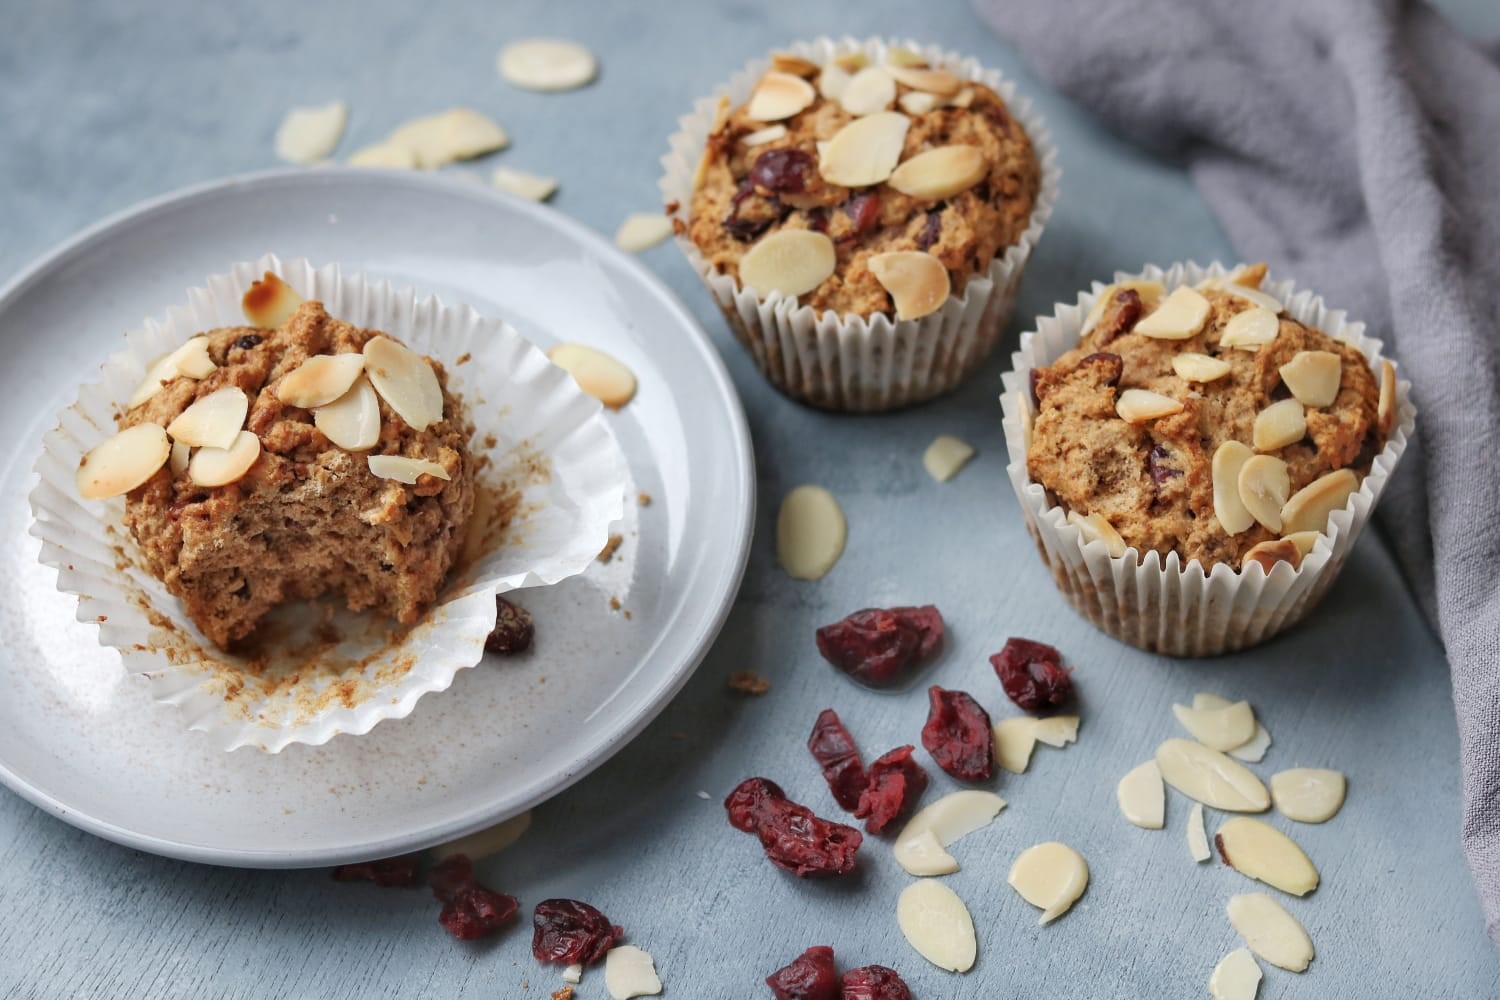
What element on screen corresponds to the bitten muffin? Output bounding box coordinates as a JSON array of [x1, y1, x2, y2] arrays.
[[1026, 264, 1396, 573]]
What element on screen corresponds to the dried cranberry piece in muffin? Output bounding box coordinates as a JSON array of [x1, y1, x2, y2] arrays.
[[331, 856, 422, 888], [486, 596, 534, 654], [991, 637, 1074, 711], [855, 746, 928, 834], [921, 686, 994, 782], [1077, 351, 1124, 386], [840, 965, 913, 1000], [765, 945, 840, 1000], [751, 148, 817, 194], [723, 777, 863, 877], [807, 709, 868, 812], [1146, 444, 1181, 485], [725, 180, 774, 241], [815, 606, 944, 688], [916, 211, 942, 250], [1092, 288, 1144, 344], [843, 191, 882, 236], [532, 899, 623, 966]]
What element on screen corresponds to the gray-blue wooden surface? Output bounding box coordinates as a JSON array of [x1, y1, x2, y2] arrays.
[[4, 1, 1498, 997]]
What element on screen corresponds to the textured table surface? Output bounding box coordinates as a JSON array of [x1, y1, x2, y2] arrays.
[[3, 1, 1499, 997]]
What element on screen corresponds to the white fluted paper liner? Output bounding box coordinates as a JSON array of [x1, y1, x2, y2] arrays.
[[29, 255, 628, 751], [999, 262, 1416, 657], [661, 36, 1060, 412]]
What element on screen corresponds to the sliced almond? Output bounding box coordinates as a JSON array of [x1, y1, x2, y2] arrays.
[[547, 343, 638, 409], [1209, 948, 1263, 1000], [490, 166, 559, 201], [1237, 455, 1290, 532], [128, 336, 217, 408], [76, 423, 172, 500], [363, 336, 443, 431], [1172, 352, 1232, 383], [834, 52, 870, 73], [776, 485, 845, 581], [897, 880, 977, 972], [739, 124, 788, 148], [923, 434, 975, 482], [128, 353, 181, 409], [563, 963, 583, 985], [1227, 893, 1314, 972], [817, 63, 852, 101], [1193, 693, 1273, 763], [770, 52, 820, 78], [603, 945, 662, 1000], [497, 38, 597, 92], [885, 46, 928, 69], [388, 109, 508, 169], [1188, 802, 1212, 863], [888, 144, 986, 201], [1219, 307, 1280, 350], [1199, 275, 1283, 313], [242, 272, 306, 329], [1278, 351, 1341, 408], [1117, 760, 1165, 829], [1155, 738, 1270, 812], [168, 440, 191, 476], [948, 88, 975, 108], [1116, 388, 1184, 423], [1270, 769, 1346, 824], [1279, 469, 1358, 535], [840, 66, 896, 116], [1241, 538, 1302, 574], [614, 213, 674, 253], [885, 64, 963, 96], [348, 142, 418, 169], [430, 811, 533, 861], [1033, 715, 1079, 748], [868, 251, 950, 320], [1067, 511, 1127, 558], [1081, 280, 1165, 335], [1378, 358, 1397, 435], [1173, 700, 1256, 752], [367, 454, 451, 485], [1213, 441, 1256, 535], [893, 790, 1006, 876], [1134, 286, 1211, 340], [314, 376, 381, 451], [817, 111, 910, 187], [1216, 817, 1319, 896], [188, 430, 261, 487], [1008, 842, 1089, 925], [166, 387, 248, 449], [898, 91, 939, 115], [1282, 530, 1321, 557], [1252, 399, 1306, 451], [993, 717, 1038, 775], [274, 100, 347, 165], [745, 71, 816, 122], [740, 229, 837, 298], [276, 353, 366, 409]]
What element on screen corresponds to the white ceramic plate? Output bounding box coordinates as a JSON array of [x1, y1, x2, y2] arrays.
[[0, 168, 755, 867]]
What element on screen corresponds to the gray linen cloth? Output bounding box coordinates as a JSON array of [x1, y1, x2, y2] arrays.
[[972, 0, 1500, 940]]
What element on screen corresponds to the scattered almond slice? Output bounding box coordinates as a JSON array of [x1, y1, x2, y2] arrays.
[[498, 38, 598, 91], [76, 424, 172, 500], [739, 229, 837, 299], [276, 353, 366, 409], [604, 945, 662, 1000], [818, 111, 910, 187], [1033, 716, 1080, 748], [1227, 893, 1314, 972], [1219, 307, 1280, 350], [1209, 947, 1263, 1000], [868, 251, 950, 320], [1116, 388, 1184, 423], [388, 109, 509, 169], [740, 124, 788, 147], [993, 717, 1038, 775], [776, 485, 845, 581], [188, 430, 261, 488], [430, 811, 533, 861], [770, 52, 820, 78], [1117, 760, 1165, 829], [885, 64, 963, 96], [1278, 351, 1341, 408], [897, 880, 977, 972], [1067, 511, 1127, 557], [168, 440, 191, 476], [563, 963, 583, 985], [1252, 399, 1306, 451], [1155, 739, 1270, 812], [1188, 803, 1212, 863], [1192, 693, 1273, 762], [893, 790, 1006, 876], [547, 343, 637, 409], [840, 66, 896, 116], [242, 272, 306, 329], [1212, 441, 1256, 535], [490, 166, 559, 201], [1280, 469, 1358, 535], [1216, 817, 1319, 896], [1173, 700, 1256, 752], [1172, 352, 1232, 383], [315, 376, 382, 451], [1241, 538, 1301, 574], [368, 455, 451, 485], [348, 142, 418, 169], [363, 336, 443, 431], [1270, 769, 1346, 824], [745, 71, 817, 122], [614, 213, 674, 253], [888, 144, 986, 200], [274, 100, 347, 165], [128, 336, 217, 408], [1081, 280, 1165, 335], [923, 434, 975, 482], [1134, 286, 1211, 340], [817, 63, 851, 101], [1378, 358, 1397, 435], [1237, 455, 1290, 533], [166, 387, 248, 449], [898, 91, 939, 115], [1008, 842, 1089, 925]]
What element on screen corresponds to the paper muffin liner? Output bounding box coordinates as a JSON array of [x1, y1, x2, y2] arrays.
[[999, 262, 1416, 657], [29, 254, 628, 751], [661, 36, 1060, 412]]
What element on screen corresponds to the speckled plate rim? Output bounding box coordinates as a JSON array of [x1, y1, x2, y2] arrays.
[[0, 167, 756, 867]]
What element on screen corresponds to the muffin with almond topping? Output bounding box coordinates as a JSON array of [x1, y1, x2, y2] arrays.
[[662, 38, 1058, 411]]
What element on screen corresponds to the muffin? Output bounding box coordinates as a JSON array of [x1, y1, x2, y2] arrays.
[[663, 38, 1058, 411], [1001, 263, 1413, 656]]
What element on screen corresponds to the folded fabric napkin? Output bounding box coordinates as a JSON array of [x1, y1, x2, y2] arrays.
[[972, 0, 1500, 941]]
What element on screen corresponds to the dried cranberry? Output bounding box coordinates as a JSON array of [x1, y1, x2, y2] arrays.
[[751, 148, 816, 194], [990, 637, 1075, 711], [1078, 351, 1125, 387], [808, 709, 867, 812], [532, 899, 623, 966], [806, 207, 830, 233], [916, 211, 942, 250], [486, 596, 534, 654], [765, 945, 839, 1000], [331, 856, 422, 888], [725, 776, 785, 832], [855, 746, 928, 834], [1093, 289, 1143, 344], [724, 777, 863, 877], [439, 884, 519, 940], [843, 191, 881, 235], [1147, 444, 1181, 485], [725, 180, 771, 241], [891, 605, 944, 658], [840, 965, 912, 1000], [921, 686, 994, 782], [234, 333, 263, 351], [815, 606, 944, 689]]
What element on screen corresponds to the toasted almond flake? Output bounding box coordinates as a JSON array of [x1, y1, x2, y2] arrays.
[[1033, 715, 1079, 748], [893, 790, 1006, 876], [897, 880, 977, 972], [563, 963, 583, 985], [1134, 286, 1211, 340], [1081, 280, 1166, 335], [1378, 358, 1397, 434], [1241, 538, 1302, 574], [740, 229, 837, 298], [898, 91, 939, 115], [1210, 948, 1263, 1000], [1279, 351, 1342, 408], [276, 353, 365, 409], [1188, 802, 1212, 862], [1252, 399, 1306, 451], [1116, 388, 1184, 423], [1172, 352, 1232, 383], [128, 353, 180, 409], [776, 485, 845, 580], [1237, 455, 1290, 532], [128, 336, 218, 408], [888, 144, 986, 201], [1199, 274, 1283, 313], [363, 336, 443, 431], [547, 343, 638, 409], [1220, 307, 1280, 350], [1216, 817, 1320, 896], [242, 272, 306, 329], [603, 945, 661, 1000], [314, 376, 381, 451], [1067, 511, 1127, 558], [746, 71, 817, 122], [948, 87, 975, 108], [1270, 769, 1346, 824], [498, 38, 597, 91], [885, 46, 929, 68], [274, 100, 347, 165], [348, 142, 418, 169], [993, 717, 1038, 775], [388, 109, 508, 169], [817, 63, 851, 101], [1008, 842, 1089, 924], [168, 440, 190, 476], [1193, 693, 1273, 762], [166, 387, 248, 449], [430, 811, 533, 861], [739, 124, 787, 147], [886, 64, 962, 96], [76, 424, 172, 500], [367, 454, 450, 485], [868, 251, 950, 320], [840, 66, 896, 116], [1283, 530, 1321, 556], [490, 166, 558, 201], [1280, 469, 1358, 535], [614, 213, 674, 253], [1117, 760, 1165, 829], [770, 52, 820, 77], [834, 52, 870, 73], [1173, 700, 1257, 751], [818, 111, 910, 187], [1156, 739, 1270, 812], [188, 430, 261, 488], [1213, 441, 1256, 535], [923, 434, 975, 482], [1227, 894, 1313, 972]]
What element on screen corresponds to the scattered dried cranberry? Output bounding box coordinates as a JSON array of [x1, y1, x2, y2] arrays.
[[921, 686, 994, 782], [724, 777, 863, 877], [1147, 444, 1181, 485], [815, 606, 944, 689], [840, 965, 912, 1000], [916, 210, 942, 250], [330, 856, 422, 888], [751, 148, 816, 194], [1093, 288, 1143, 344], [233, 333, 263, 351], [486, 596, 534, 654], [765, 945, 839, 1000], [725, 776, 785, 833], [429, 854, 476, 900], [532, 899, 623, 966], [429, 853, 519, 941], [990, 637, 1075, 711], [855, 746, 928, 834], [843, 191, 881, 235], [808, 709, 867, 812]]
